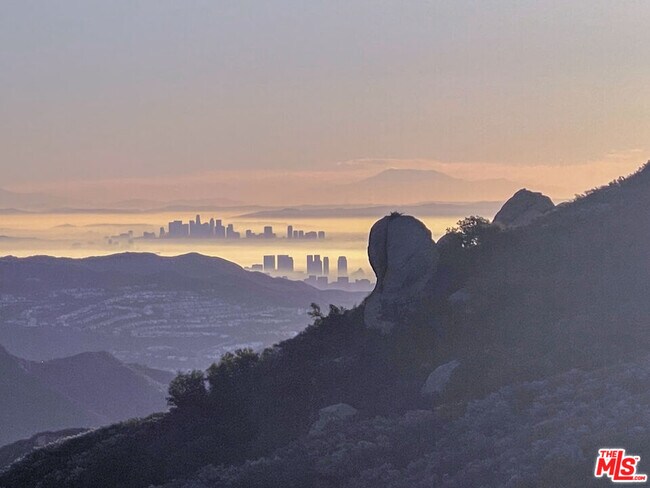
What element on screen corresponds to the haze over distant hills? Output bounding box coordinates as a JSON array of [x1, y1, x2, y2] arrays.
[[0, 189, 254, 214], [0, 253, 364, 370], [1, 168, 520, 211], [337, 168, 519, 204], [238, 201, 504, 219], [0, 188, 65, 210]]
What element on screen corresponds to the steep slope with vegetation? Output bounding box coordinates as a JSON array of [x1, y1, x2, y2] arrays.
[[2, 164, 649, 488], [158, 354, 650, 488], [438, 163, 650, 402], [0, 429, 88, 471]]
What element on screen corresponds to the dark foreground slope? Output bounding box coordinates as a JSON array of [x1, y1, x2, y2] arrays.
[[0, 429, 88, 471], [438, 164, 650, 401], [2, 165, 649, 488], [158, 354, 650, 488]]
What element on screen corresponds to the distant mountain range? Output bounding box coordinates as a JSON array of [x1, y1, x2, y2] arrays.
[[0, 345, 171, 447], [1, 168, 520, 212], [106, 197, 245, 210], [0, 204, 266, 215], [334, 168, 519, 204], [0, 188, 248, 213], [238, 200, 504, 219]]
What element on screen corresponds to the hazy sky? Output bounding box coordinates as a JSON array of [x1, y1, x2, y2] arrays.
[[2, 1, 650, 197]]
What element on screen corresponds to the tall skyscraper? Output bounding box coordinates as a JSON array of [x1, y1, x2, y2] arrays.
[[287, 225, 293, 239], [337, 256, 348, 277], [168, 220, 188, 237], [263, 255, 276, 272], [277, 255, 294, 273], [215, 220, 225, 239], [306, 255, 323, 274], [318, 231, 325, 239], [190, 214, 211, 237], [323, 257, 329, 276], [263, 226, 274, 239], [226, 224, 240, 239]]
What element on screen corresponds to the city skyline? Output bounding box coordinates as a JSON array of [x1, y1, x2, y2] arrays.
[[249, 252, 372, 292], [156, 215, 326, 241]]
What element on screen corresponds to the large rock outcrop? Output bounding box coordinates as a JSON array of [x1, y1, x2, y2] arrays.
[[364, 213, 438, 333], [493, 189, 555, 228]]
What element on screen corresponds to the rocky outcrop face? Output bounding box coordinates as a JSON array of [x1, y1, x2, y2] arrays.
[[309, 403, 358, 435], [493, 189, 555, 228], [364, 214, 438, 333], [421, 360, 460, 396]]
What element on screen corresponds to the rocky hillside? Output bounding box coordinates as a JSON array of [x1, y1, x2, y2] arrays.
[[2, 164, 649, 488], [157, 353, 650, 488]]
